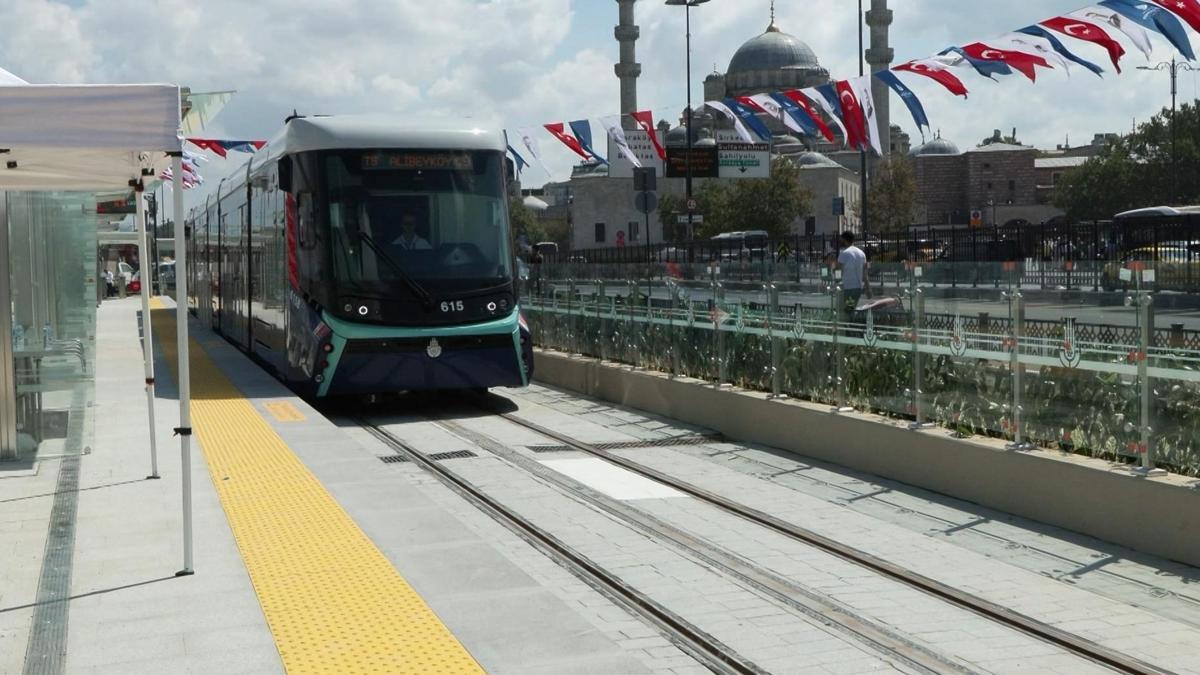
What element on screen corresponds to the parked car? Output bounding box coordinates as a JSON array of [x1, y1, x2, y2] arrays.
[[1100, 242, 1200, 291]]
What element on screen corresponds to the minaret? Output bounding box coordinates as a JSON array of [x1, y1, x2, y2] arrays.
[[865, 0, 893, 154], [615, 0, 641, 130]]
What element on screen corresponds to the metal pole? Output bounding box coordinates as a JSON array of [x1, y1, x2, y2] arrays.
[[858, 0, 868, 239], [1134, 290, 1166, 476], [172, 156, 195, 576], [135, 187, 160, 479], [832, 283, 853, 413], [714, 278, 727, 385], [909, 283, 932, 429], [1005, 289, 1033, 451], [1171, 58, 1178, 204], [767, 283, 786, 399], [685, 3, 695, 242]]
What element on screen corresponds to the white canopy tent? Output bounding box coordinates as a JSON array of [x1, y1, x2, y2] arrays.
[[0, 79, 196, 575]]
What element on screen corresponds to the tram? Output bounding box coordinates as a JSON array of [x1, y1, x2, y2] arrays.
[[185, 114, 533, 397]]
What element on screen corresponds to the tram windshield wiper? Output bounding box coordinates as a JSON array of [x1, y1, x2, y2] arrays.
[[355, 231, 435, 309]]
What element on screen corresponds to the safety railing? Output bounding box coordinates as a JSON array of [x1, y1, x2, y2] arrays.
[[520, 261, 1200, 477]]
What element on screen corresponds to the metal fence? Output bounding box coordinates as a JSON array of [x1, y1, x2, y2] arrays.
[[543, 216, 1200, 294]]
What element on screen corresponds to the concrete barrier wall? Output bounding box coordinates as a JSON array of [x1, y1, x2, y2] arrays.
[[534, 350, 1200, 568]]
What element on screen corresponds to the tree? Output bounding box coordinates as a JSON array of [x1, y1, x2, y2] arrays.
[[864, 156, 917, 233], [509, 198, 543, 250], [1053, 101, 1200, 220]]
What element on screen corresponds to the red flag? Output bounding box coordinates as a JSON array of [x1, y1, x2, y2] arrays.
[[734, 96, 766, 113], [186, 138, 227, 158], [1153, 0, 1200, 34], [781, 90, 835, 143], [962, 42, 1052, 82], [1040, 17, 1126, 72], [893, 61, 969, 98], [543, 122, 590, 160], [834, 81, 868, 151], [630, 110, 665, 161]]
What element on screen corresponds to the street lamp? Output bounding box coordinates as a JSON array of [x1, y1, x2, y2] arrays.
[[665, 0, 710, 242], [1138, 58, 1198, 203], [858, 0, 868, 239]]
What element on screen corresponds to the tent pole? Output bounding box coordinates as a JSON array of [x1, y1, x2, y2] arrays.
[[135, 186, 160, 480], [172, 156, 194, 577]]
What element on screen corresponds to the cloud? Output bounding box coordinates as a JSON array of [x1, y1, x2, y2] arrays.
[[0, 0, 1187, 190]]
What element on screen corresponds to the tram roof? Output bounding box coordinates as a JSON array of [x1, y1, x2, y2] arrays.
[[263, 115, 506, 162]]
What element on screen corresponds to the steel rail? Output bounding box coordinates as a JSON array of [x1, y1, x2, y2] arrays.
[[358, 419, 765, 675], [490, 405, 1169, 675]]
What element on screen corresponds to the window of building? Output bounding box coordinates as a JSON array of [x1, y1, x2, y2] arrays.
[[1052, 172, 1062, 186], [983, 162, 992, 170], [594, 222, 606, 243], [986, 182, 993, 190], [1008, 179, 1016, 191], [628, 221, 639, 241]]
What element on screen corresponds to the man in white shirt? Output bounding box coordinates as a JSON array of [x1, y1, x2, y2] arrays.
[[835, 231, 868, 314], [392, 214, 432, 250]]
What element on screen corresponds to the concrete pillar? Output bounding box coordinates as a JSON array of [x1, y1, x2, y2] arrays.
[[865, 0, 893, 155], [615, 0, 641, 130]]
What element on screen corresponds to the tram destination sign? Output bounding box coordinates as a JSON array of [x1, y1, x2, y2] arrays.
[[361, 152, 473, 171]]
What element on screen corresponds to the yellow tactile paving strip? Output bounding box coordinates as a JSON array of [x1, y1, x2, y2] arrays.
[[150, 301, 483, 674]]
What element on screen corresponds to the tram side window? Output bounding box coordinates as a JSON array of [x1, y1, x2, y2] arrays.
[[298, 192, 315, 249]]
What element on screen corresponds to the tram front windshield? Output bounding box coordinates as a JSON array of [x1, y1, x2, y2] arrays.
[[324, 149, 512, 293]]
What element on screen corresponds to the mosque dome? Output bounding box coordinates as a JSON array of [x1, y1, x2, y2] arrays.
[[909, 136, 961, 157], [665, 124, 714, 147], [723, 21, 830, 97], [795, 151, 842, 168], [728, 23, 821, 76]]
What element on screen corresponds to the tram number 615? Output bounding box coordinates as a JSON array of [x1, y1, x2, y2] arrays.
[[440, 300, 465, 313]]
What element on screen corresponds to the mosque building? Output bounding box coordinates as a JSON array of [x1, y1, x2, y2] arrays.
[[548, 0, 906, 251]]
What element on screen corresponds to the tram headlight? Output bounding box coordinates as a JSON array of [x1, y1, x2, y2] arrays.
[[322, 343, 334, 354]]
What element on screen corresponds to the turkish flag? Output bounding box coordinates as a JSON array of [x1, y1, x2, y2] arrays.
[[543, 123, 591, 160], [893, 61, 970, 98], [1040, 17, 1126, 72], [781, 90, 836, 142], [834, 80, 867, 151], [630, 110, 665, 160], [734, 95, 765, 113], [961, 42, 1051, 82], [1153, 0, 1200, 34]]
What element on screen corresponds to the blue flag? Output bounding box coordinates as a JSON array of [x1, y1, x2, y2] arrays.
[[874, 71, 930, 132], [939, 46, 1012, 79], [724, 99, 773, 141], [768, 92, 820, 138], [1100, 0, 1195, 61], [1015, 26, 1106, 77], [568, 120, 607, 165], [815, 84, 845, 120], [503, 131, 528, 175]]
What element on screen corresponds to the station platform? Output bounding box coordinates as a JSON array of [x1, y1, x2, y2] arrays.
[[2, 296, 1199, 674]]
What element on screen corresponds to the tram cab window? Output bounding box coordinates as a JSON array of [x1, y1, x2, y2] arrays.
[[322, 149, 512, 290]]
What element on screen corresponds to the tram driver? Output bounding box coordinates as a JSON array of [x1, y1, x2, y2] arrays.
[[392, 213, 432, 251]]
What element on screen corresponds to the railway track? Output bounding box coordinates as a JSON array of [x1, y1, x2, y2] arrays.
[[471, 400, 1168, 675]]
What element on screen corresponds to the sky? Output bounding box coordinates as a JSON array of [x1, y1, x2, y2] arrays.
[[2, 0, 1198, 193]]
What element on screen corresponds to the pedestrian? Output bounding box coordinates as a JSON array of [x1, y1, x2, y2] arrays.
[[103, 269, 116, 298], [834, 231, 868, 316]]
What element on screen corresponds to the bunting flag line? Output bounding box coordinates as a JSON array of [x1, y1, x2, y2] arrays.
[[515, 127, 554, 179], [851, 75, 884, 156], [630, 110, 666, 161], [544, 122, 591, 160], [503, 130, 529, 176], [705, 100, 756, 142], [569, 120, 608, 165], [1071, 6, 1154, 58], [1153, 0, 1200, 34], [1041, 15, 1129, 71], [1016, 25, 1107, 75], [766, 92, 821, 138], [875, 70, 930, 133], [894, 59, 971, 97], [1104, 0, 1195, 60], [725, 98, 774, 141], [992, 32, 1075, 73], [798, 87, 848, 143], [599, 115, 642, 168], [814, 83, 861, 149], [185, 138, 266, 158], [940, 46, 1014, 79], [782, 90, 836, 142], [962, 42, 1052, 81]]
